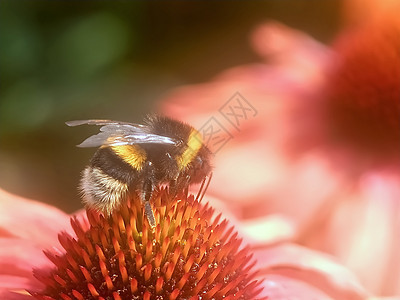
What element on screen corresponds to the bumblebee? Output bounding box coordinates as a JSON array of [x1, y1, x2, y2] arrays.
[[67, 115, 213, 227]]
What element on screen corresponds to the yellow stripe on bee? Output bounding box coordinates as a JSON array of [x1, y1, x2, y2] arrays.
[[111, 145, 147, 170], [178, 129, 203, 170]]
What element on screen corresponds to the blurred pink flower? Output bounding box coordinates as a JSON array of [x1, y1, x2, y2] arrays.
[[0, 188, 371, 300], [158, 1, 400, 298]]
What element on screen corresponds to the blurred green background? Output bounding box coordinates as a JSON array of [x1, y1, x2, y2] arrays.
[[0, 1, 340, 213]]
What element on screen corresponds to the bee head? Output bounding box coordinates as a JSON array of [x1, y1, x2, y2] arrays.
[[189, 145, 213, 183]]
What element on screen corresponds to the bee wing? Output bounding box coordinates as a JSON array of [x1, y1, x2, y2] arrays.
[[66, 119, 144, 127], [66, 119, 178, 148]]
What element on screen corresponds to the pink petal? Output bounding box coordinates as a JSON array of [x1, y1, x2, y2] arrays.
[[239, 214, 295, 246], [254, 243, 368, 300], [0, 237, 51, 295], [204, 194, 295, 245], [0, 188, 71, 247], [325, 170, 400, 295], [260, 274, 340, 300], [0, 289, 33, 300], [0, 274, 40, 292], [368, 298, 400, 300], [250, 22, 330, 80]]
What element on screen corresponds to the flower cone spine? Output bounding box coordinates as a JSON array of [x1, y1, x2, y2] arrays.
[[31, 190, 265, 300]]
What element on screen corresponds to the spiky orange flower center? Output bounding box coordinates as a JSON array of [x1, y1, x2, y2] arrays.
[[31, 190, 264, 300], [326, 18, 400, 158]]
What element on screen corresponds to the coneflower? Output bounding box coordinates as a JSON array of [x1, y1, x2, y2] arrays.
[[30, 189, 265, 300], [326, 17, 400, 159]]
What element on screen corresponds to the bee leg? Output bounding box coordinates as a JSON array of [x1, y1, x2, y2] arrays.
[[169, 175, 190, 199], [144, 201, 155, 228], [182, 176, 190, 197], [169, 179, 178, 198], [142, 179, 156, 228]]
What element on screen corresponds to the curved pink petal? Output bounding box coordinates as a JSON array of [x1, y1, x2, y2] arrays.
[[0, 188, 71, 247], [250, 21, 331, 87], [368, 298, 400, 300], [203, 195, 296, 245], [254, 243, 368, 300], [0, 237, 51, 298], [0, 276, 40, 300], [0, 238, 52, 278], [0, 289, 32, 300], [321, 170, 400, 295], [239, 214, 296, 246], [261, 274, 351, 300]]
